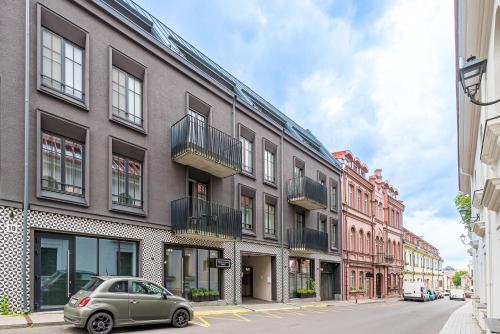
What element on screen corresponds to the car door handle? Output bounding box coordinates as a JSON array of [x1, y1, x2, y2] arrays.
[[130, 300, 138, 304]]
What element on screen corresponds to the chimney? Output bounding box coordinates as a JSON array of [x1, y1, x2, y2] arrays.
[[374, 169, 382, 178]]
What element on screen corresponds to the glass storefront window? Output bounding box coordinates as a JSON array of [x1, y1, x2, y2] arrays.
[[289, 257, 314, 297], [118, 241, 137, 276], [99, 239, 119, 276], [165, 248, 183, 296], [164, 246, 222, 300], [75, 237, 97, 292], [183, 248, 197, 295], [35, 233, 138, 311], [198, 249, 209, 290]]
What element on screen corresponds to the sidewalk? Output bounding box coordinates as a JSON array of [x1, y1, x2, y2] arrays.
[[439, 301, 483, 334], [0, 298, 399, 329]]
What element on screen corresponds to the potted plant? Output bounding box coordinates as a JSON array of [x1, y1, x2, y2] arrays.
[[200, 288, 209, 302], [307, 278, 316, 298], [190, 288, 202, 302], [209, 290, 220, 301]]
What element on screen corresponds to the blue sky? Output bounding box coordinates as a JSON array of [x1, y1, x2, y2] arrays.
[[137, 0, 466, 269]]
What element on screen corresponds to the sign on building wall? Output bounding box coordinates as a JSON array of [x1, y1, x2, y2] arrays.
[[214, 258, 232, 269]]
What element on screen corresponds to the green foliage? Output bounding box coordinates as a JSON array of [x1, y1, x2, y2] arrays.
[[296, 288, 315, 295], [0, 295, 11, 315], [209, 290, 219, 297], [454, 192, 472, 232], [190, 288, 201, 297], [452, 270, 468, 287], [307, 278, 316, 291]]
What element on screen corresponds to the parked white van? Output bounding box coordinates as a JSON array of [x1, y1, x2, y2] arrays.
[[450, 288, 466, 301], [403, 282, 429, 301]]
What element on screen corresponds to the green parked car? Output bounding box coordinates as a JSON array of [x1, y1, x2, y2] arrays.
[[64, 276, 194, 334]]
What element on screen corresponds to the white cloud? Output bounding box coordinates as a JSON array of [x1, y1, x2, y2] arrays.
[[405, 210, 470, 270]]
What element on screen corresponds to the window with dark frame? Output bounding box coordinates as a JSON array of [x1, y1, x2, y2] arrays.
[[112, 66, 143, 126], [330, 218, 338, 249], [264, 149, 275, 183], [264, 202, 276, 236], [112, 154, 143, 208], [331, 183, 338, 211], [41, 132, 84, 196], [241, 194, 253, 230], [318, 215, 327, 233], [41, 28, 83, 100], [241, 137, 253, 174]]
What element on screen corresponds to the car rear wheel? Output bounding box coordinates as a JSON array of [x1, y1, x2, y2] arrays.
[[172, 309, 189, 328], [86, 312, 114, 334]]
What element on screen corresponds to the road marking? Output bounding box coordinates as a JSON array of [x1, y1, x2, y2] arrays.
[[233, 313, 251, 322], [203, 314, 250, 322], [191, 316, 211, 328], [273, 309, 305, 316], [253, 311, 282, 318]]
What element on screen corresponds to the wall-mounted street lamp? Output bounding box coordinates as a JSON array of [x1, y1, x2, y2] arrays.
[[459, 56, 500, 106], [458, 207, 480, 225], [460, 234, 467, 245]]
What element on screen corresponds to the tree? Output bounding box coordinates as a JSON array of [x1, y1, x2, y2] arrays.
[[454, 192, 472, 232], [452, 270, 468, 287]]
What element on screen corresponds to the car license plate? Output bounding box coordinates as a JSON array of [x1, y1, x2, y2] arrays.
[[70, 298, 78, 306]]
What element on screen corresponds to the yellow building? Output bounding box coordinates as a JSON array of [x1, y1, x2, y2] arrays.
[[403, 228, 443, 289]]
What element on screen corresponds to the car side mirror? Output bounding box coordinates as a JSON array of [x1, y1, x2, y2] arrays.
[[161, 291, 168, 299]]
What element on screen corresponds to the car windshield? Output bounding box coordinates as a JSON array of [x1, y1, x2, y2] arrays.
[[81, 278, 103, 291]]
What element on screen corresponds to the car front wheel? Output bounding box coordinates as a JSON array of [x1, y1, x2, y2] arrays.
[[86, 312, 114, 334], [172, 309, 190, 328]]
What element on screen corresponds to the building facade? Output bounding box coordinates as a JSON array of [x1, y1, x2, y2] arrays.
[[0, 0, 342, 312], [333, 151, 404, 299], [456, 0, 500, 331], [402, 228, 443, 289]]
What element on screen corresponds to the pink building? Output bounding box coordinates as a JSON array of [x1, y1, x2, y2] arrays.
[[333, 151, 404, 300], [370, 169, 405, 298]]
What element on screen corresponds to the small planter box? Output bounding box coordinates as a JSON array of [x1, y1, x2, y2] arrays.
[[191, 296, 203, 302], [298, 292, 316, 298]]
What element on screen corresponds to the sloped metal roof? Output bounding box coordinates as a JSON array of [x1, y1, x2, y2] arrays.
[[98, 0, 341, 168]]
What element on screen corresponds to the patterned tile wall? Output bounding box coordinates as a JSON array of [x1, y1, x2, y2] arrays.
[[0, 205, 341, 311]]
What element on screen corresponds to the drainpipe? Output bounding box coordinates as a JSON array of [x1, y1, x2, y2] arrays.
[[21, 0, 30, 313], [232, 94, 237, 305], [280, 128, 284, 303]]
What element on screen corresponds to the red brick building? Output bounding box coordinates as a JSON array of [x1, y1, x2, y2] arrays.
[[333, 151, 404, 300]]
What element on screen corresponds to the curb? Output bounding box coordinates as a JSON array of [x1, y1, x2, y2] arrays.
[[194, 309, 253, 316]]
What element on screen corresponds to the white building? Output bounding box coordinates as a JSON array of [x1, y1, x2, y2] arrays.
[[456, 1, 500, 332]]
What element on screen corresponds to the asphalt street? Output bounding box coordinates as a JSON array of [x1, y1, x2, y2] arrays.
[[0, 298, 466, 334]]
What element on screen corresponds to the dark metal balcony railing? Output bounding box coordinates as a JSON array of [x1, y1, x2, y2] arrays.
[[171, 115, 242, 173], [287, 176, 327, 209], [171, 197, 242, 240], [288, 228, 328, 253]]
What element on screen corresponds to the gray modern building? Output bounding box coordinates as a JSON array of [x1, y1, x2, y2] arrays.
[[0, 0, 343, 312]]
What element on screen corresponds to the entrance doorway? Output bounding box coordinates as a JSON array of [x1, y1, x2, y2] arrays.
[[241, 254, 275, 302], [241, 266, 253, 297], [320, 262, 334, 300], [376, 273, 383, 298]]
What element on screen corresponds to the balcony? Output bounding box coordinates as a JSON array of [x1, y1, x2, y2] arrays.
[[287, 176, 327, 210], [171, 115, 242, 178], [171, 197, 242, 241], [374, 253, 394, 266], [288, 228, 328, 253]]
